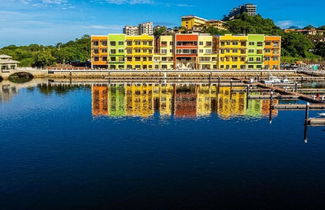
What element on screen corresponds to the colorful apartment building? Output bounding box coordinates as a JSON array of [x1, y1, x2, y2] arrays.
[[91, 36, 108, 68], [216, 34, 248, 70], [91, 33, 281, 70], [264, 36, 281, 70], [181, 16, 227, 31]]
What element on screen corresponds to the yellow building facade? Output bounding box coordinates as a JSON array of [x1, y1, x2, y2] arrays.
[[198, 35, 218, 70], [181, 16, 207, 30], [125, 35, 154, 70], [216, 34, 248, 70], [154, 35, 174, 70]]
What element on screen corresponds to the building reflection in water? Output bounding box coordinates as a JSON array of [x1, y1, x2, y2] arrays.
[[92, 84, 278, 119]]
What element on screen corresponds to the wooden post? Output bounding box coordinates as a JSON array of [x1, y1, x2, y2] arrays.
[[246, 85, 250, 109], [305, 103, 310, 125], [269, 91, 274, 124], [294, 82, 298, 92]]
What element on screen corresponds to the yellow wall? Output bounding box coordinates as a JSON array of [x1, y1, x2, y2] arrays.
[[198, 35, 218, 70], [181, 16, 206, 30], [154, 35, 174, 70], [217, 35, 248, 70], [125, 34, 154, 69]]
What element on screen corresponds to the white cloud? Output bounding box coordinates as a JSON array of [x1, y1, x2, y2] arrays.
[[276, 20, 296, 29], [93, 0, 153, 5], [83, 25, 123, 30]]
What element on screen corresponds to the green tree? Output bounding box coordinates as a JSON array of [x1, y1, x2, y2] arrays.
[[33, 50, 56, 68], [315, 42, 325, 58], [153, 26, 167, 37], [281, 32, 314, 58], [225, 13, 283, 35], [205, 26, 229, 36]]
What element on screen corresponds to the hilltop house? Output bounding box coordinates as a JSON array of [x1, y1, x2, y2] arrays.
[[0, 55, 19, 72]]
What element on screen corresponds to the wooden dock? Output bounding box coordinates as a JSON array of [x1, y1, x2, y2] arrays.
[[255, 82, 325, 103], [307, 118, 325, 126], [272, 104, 325, 110]]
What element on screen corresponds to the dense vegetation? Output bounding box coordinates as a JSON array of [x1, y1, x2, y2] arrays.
[[225, 13, 324, 62], [0, 14, 324, 67], [0, 35, 90, 68]]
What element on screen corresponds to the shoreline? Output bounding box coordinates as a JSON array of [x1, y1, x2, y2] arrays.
[[2, 69, 325, 81]]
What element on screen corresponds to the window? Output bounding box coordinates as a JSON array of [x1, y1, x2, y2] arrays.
[[135, 41, 141, 45], [102, 49, 107, 53], [220, 65, 224, 69], [273, 57, 279, 61], [101, 41, 107, 46], [257, 42, 263, 46], [118, 49, 124, 53], [199, 41, 204, 45], [161, 49, 167, 54], [199, 49, 204, 53], [94, 49, 99, 54], [249, 42, 254, 46], [249, 57, 254, 62], [233, 49, 238, 53], [127, 65, 132, 69], [127, 49, 132, 54], [232, 65, 237, 69], [162, 57, 167, 61], [233, 41, 238, 45], [265, 42, 271, 46], [265, 57, 270, 61], [127, 57, 132, 61], [170, 42, 173, 46], [111, 49, 116, 54], [206, 41, 212, 46], [111, 57, 116, 61], [127, 41, 132, 46], [233, 57, 238, 61], [274, 42, 279, 47], [161, 41, 167, 46], [257, 50, 263, 54], [110, 41, 116, 46], [265, 49, 271, 53], [206, 49, 212, 54], [248, 65, 254, 69], [256, 57, 261, 62], [162, 65, 167, 69], [241, 50, 246, 54], [256, 65, 262, 69], [241, 57, 246, 62], [248, 49, 254, 53], [135, 57, 141, 61], [135, 49, 141, 53], [94, 57, 99, 61], [143, 57, 147, 61], [241, 41, 246, 46], [93, 41, 99, 46], [102, 57, 107, 61], [118, 41, 124, 45]]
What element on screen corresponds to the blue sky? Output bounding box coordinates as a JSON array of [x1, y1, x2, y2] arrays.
[[0, 0, 324, 47]]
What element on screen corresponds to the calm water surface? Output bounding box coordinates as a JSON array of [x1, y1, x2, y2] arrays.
[[0, 83, 325, 209]]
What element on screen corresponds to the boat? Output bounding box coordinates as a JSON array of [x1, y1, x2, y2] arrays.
[[318, 113, 325, 117], [262, 76, 281, 84]]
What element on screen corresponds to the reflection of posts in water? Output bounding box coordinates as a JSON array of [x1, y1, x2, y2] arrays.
[[269, 91, 274, 124], [304, 103, 310, 144], [304, 124, 308, 144], [246, 85, 249, 109]]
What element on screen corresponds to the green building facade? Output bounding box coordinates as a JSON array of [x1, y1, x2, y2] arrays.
[[108, 34, 126, 69], [247, 34, 265, 70]]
